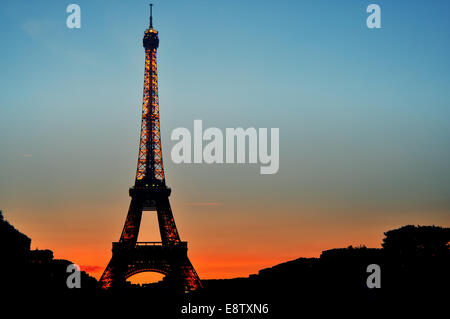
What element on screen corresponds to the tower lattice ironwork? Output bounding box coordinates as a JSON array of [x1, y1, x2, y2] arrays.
[[100, 4, 202, 291]]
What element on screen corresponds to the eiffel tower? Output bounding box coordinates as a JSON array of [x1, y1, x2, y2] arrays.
[[100, 4, 202, 291]]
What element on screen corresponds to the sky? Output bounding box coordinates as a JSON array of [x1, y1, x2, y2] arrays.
[[0, 0, 449, 282]]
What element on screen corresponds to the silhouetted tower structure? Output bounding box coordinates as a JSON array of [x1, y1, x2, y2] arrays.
[[100, 4, 202, 291]]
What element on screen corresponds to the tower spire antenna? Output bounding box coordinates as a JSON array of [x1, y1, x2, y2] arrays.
[[150, 3, 153, 28]]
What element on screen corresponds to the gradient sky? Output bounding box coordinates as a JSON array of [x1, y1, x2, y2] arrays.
[[1, 0, 449, 281]]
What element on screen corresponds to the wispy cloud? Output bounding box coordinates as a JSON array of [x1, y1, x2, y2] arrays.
[[80, 265, 103, 273], [184, 202, 223, 207], [21, 20, 49, 39]]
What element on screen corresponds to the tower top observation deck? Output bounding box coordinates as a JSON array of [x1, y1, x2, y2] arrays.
[[143, 4, 159, 49]]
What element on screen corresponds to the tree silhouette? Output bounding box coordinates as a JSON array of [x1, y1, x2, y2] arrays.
[[382, 225, 450, 258]]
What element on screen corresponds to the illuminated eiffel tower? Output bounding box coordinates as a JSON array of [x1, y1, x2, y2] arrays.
[[100, 4, 202, 291]]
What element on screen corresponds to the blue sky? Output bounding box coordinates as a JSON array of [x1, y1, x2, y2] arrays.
[[0, 0, 449, 278]]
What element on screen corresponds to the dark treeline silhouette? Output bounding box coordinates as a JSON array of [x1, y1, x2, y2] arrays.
[[0, 209, 448, 316], [0, 210, 98, 293]]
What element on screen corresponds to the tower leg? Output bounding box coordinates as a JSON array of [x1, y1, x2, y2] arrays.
[[119, 198, 143, 246], [157, 196, 180, 244], [100, 252, 126, 289]]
